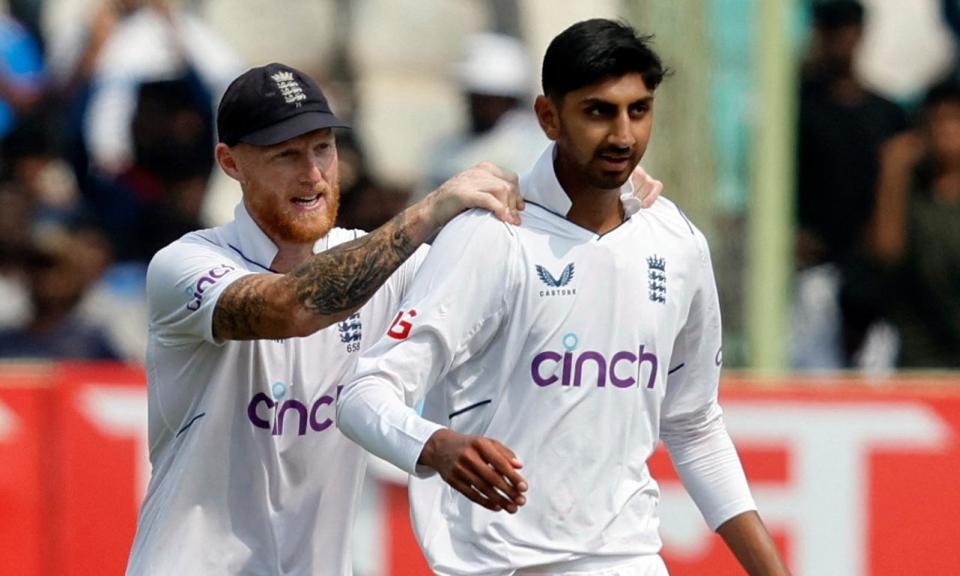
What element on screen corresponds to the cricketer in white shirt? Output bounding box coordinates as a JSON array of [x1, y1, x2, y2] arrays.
[[337, 144, 758, 575], [126, 202, 425, 575]]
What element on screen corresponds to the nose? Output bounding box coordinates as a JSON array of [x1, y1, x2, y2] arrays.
[[306, 161, 325, 183], [609, 112, 636, 148], [302, 154, 330, 185]]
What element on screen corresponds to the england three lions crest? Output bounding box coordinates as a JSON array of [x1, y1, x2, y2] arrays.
[[647, 255, 666, 304], [338, 312, 363, 352]]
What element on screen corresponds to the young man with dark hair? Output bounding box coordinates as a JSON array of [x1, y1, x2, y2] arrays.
[[338, 19, 789, 575]]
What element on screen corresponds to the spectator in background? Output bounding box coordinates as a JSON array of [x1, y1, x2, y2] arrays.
[[1, 111, 86, 230], [420, 32, 547, 197], [0, 8, 44, 139], [87, 76, 215, 262], [0, 183, 31, 328], [0, 113, 91, 335], [793, 0, 910, 369], [864, 79, 960, 367], [334, 131, 413, 231], [338, 33, 547, 232], [0, 225, 119, 360], [41, 0, 141, 191], [941, 0, 960, 81], [80, 0, 241, 174]]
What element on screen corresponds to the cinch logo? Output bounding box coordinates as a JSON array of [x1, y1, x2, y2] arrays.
[[185, 264, 236, 311], [531, 332, 659, 389], [536, 263, 577, 297], [246, 381, 342, 435]]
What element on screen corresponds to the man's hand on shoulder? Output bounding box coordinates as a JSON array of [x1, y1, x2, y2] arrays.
[[631, 164, 663, 208], [425, 162, 523, 228], [419, 428, 528, 513]]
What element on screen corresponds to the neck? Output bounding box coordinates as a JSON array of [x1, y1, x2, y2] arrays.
[[271, 242, 315, 273], [243, 202, 320, 273], [554, 156, 625, 235]]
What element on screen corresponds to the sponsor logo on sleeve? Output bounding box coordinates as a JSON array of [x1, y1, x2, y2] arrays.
[[185, 264, 236, 311], [536, 263, 577, 297], [530, 332, 660, 389], [387, 310, 417, 340]]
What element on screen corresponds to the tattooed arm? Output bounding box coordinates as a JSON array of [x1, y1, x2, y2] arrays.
[[213, 163, 521, 340]]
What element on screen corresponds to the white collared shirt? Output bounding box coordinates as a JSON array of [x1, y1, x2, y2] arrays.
[[127, 203, 424, 576], [338, 145, 756, 575]]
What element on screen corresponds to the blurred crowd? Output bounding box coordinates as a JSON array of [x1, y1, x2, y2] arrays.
[[0, 0, 541, 363], [0, 0, 239, 361], [0, 0, 958, 372], [793, 0, 960, 371]]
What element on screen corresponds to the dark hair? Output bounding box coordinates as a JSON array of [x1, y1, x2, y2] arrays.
[[812, 1, 864, 30], [541, 19, 667, 100]]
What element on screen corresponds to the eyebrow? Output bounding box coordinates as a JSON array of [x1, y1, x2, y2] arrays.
[[580, 95, 655, 107]]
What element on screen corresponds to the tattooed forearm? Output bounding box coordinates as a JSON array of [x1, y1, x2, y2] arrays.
[[213, 275, 273, 340], [291, 210, 416, 315], [213, 204, 430, 341]]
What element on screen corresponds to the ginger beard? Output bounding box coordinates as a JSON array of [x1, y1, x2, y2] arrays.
[[247, 178, 341, 245]]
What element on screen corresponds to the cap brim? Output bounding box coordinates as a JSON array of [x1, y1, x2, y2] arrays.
[[238, 111, 350, 146]]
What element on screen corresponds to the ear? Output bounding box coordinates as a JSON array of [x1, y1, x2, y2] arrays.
[[534, 95, 561, 141], [215, 143, 243, 182]]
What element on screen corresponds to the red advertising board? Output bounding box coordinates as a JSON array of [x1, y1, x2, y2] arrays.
[[1, 366, 959, 575], [0, 364, 147, 575], [53, 363, 147, 576], [0, 366, 52, 576]]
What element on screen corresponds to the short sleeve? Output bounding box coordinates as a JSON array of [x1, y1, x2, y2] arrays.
[[661, 230, 723, 427], [146, 238, 254, 346]]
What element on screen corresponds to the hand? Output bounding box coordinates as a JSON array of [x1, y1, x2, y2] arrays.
[[419, 428, 528, 513], [426, 162, 523, 228], [630, 164, 663, 208]]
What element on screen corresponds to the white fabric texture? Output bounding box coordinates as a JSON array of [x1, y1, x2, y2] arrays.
[[127, 202, 424, 576], [337, 145, 755, 575]]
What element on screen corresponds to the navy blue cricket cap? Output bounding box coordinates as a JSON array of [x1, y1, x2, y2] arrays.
[[217, 63, 349, 147]]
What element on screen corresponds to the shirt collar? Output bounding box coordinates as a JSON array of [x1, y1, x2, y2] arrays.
[[521, 143, 642, 218], [228, 202, 331, 271], [232, 202, 280, 270]]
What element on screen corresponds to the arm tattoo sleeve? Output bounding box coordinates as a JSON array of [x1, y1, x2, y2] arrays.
[[214, 210, 421, 340], [212, 275, 272, 339], [290, 211, 417, 314]]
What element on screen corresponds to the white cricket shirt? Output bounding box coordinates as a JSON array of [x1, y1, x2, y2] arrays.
[[338, 145, 756, 575], [126, 203, 423, 576]]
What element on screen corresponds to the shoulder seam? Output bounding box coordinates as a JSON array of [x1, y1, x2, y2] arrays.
[[674, 204, 696, 236]]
